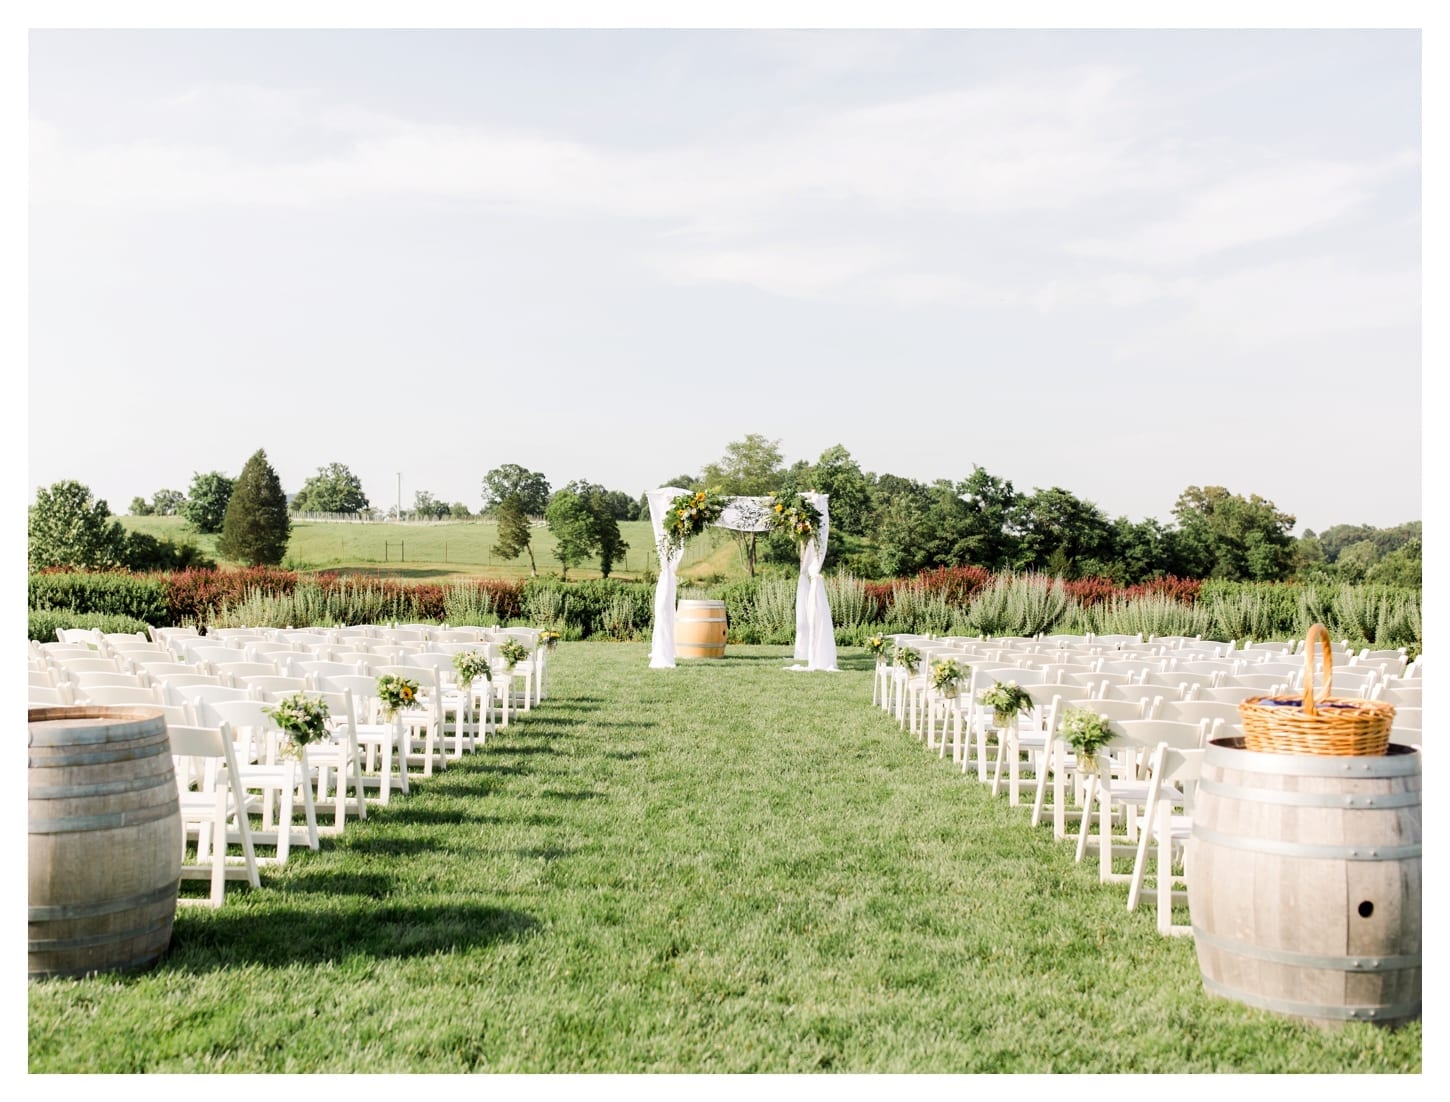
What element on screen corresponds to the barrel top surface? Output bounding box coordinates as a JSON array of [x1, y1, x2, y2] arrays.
[[1205, 736, 1421, 777], [676, 599, 726, 608]]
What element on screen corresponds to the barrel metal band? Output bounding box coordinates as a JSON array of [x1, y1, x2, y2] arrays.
[[30, 773, 175, 801], [29, 911, 172, 953], [29, 726, 170, 749], [1205, 743, 1421, 778], [1196, 779, 1422, 810], [1192, 926, 1421, 972], [29, 739, 172, 769], [1191, 826, 1421, 861], [1200, 976, 1421, 1022], [28, 798, 180, 835], [28, 881, 179, 922]]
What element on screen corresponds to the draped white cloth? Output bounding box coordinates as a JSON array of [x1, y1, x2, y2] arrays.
[[646, 487, 689, 669], [790, 491, 838, 672], [645, 488, 836, 671]]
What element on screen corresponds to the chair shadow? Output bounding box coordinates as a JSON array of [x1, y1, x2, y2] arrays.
[[166, 901, 541, 970], [539, 788, 605, 801]]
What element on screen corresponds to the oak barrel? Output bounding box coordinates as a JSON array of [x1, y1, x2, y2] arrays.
[[1187, 736, 1421, 1027], [29, 707, 182, 979], [675, 599, 727, 659]]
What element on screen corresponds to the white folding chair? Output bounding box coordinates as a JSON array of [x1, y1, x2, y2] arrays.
[[170, 722, 261, 907], [1126, 743, 1205, 936], [318, 674, 409, 804]]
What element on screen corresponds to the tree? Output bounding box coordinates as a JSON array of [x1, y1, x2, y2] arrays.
[[449, 502, 472, 518], [700, 434, 785, 577], [28, 480, 126, 570], [217, 449, 291, 566], [1012, 487, 1114, 577], [413, 491, 450, 519], [291, 462, 369, 514], [808, 444, 870, 537], [151, 489, 186, 516], [954, 466, 1021, 570], [182, 471, 234, 534], [545, 487, 599, 580], [598, 489, 640, 522], [129, 496, 154, 516], [481, 464, 551, 517], [1171, 485, 1296, 581], [493, 494, 537, 575]]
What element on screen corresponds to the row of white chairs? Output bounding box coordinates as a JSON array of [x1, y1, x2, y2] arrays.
[[30, 623, 560, 907], [871, 632, 1425, 937]]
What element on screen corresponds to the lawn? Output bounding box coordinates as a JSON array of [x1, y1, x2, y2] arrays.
[[27, 644, 1422, 1073]]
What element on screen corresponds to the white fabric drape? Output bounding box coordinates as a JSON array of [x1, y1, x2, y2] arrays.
[[790, 491, 838, 671], [646, 487, 689, 669]]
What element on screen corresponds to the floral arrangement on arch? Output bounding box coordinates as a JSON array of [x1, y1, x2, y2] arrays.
[[452, 651, 492, 689], [660, 489, 727, 556], [978, 680, 1034, 719], [264, 693, 330, 756], [768, 492, 822, 545], [1057, 707, 1117, 771], [376, 674, 420, 717]]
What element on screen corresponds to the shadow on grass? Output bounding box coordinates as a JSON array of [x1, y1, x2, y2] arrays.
[[167, 901, 541, 969], [539, 788, 606, 801], [379, 806, 506, 826]]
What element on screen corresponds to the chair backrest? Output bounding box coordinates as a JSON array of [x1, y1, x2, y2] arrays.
[[1116, 717, 1215, 751], [186, 644, 248, 666], [374, 665, 443, 708], [1191, 685, 1260, 705], [1145, 743, 1207, 818], [292, 659, 366, 684], [1372, 684, 1422, 708], [76, 684, 165, 706], [168, 720, 244, 793], [1142, 670, 1218, 691], [213, 661, 282, 686], [1057, 697, 1149, 726], [148, 672, 226, 691], [406, 652, 462, 679], [1153, 699, 1245, 729], [29, 684, 76, 706], [70, 670, 151, 689], [317, 674, 388, 723], [55, 627, 104, 646], [239, 675, 310, 699], [47, 656, 126, 675], [185, 683, 254, 708], [197, 698, 283, 758]]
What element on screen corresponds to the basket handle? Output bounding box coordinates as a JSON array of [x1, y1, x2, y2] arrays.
[[1301, 623, 1334, 716]]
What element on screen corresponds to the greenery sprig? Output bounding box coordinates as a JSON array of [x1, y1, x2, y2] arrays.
[[894, 645, 920, 673], [452, 650, 492, 689], [500, 639, 531, 669], [978, 680, 1033, 716], [1058, 707, 1116, 761], [264, 693, 330, 753]]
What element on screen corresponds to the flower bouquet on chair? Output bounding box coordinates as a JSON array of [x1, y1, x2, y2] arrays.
[[499, 639, 530, 670], [930, 658, 967, 699], [264, 693, 330, 760], [894, 645, 920, 673], [866, 634, 889, 664], [452, 651, 492, 690], [1058, 707, 1115, 774], [537, 629, 561, 651], [376, 674, 420, 719], [979, 680, 1033, 731]]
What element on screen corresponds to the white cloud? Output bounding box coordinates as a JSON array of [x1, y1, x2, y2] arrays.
[[653, 244, 891, 299]]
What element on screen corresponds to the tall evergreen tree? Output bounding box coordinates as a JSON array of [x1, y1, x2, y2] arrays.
[[217, 449, 291, 566]]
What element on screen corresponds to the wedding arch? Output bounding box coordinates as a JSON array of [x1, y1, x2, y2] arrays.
[[643, 487, 838, 672]]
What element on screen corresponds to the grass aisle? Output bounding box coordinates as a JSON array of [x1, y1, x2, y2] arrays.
[[28, 645, 1421, 1073]]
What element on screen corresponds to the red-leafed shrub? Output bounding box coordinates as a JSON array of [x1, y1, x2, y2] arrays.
[[1063, 576, 1120, 606], [1122, 575, 1201, 604], [911, 565, 993, 603], [163, 566, 301, 622]]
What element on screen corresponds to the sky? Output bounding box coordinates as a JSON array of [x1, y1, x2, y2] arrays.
[[23, 11, 1431, 537]]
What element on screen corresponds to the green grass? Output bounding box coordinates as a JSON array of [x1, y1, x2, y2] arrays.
[[119, 515, 746, 584], [28, 645, 1422, 1073]]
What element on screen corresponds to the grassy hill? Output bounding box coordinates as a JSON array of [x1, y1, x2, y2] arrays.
[[118, 515, 751, 585]]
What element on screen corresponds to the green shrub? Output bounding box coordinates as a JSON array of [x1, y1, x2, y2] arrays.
[[28, 609, 153, 642], [28, 571, 168, 623]]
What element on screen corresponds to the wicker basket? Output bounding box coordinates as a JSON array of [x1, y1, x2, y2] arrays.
[[1235, 623, 1392, 754], [1238, 623, 1396, 755]]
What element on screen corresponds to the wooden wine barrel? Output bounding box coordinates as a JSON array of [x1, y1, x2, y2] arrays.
[[675, 599, 727, 659], [29, 707, 182, 979], [1187, 737, 1421, 1027]]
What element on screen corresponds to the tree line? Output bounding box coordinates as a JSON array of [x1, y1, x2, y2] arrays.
[[30, 437, 1420, 587]]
